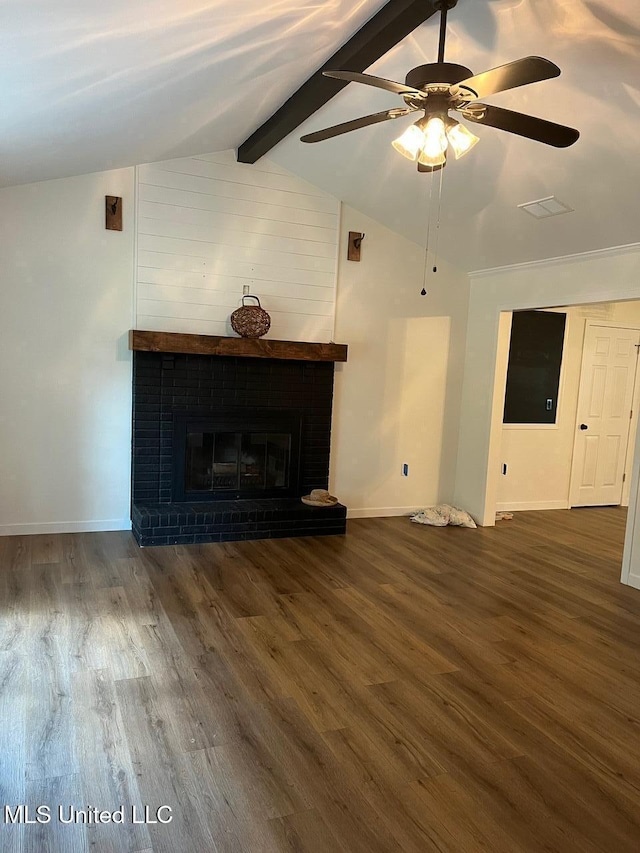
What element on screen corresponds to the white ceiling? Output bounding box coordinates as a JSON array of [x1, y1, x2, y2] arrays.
[[3, 0, 640, 271], [0, 0, 387, 186]]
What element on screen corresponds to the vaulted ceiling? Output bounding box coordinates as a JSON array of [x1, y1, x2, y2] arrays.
[[3, 0, 640, 271], [0, 0, 388, 186]]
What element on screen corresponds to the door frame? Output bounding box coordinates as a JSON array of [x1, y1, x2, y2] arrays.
[[453, 247, 640, 590], [568, 320, 640, 508], [480, 306, 640, 589]]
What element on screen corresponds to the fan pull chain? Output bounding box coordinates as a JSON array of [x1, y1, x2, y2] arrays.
[[420, 170, 436, 296], [432, 165, 445, 274], [420, 167, 445, 295]]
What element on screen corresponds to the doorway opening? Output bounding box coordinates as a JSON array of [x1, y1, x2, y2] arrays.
[[489, 299, 640, 585]]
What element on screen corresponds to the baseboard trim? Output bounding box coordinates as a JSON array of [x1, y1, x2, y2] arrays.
[[495, 500, 570, 512], [347, 506, 420, 519], [626, 573, 640, 592], [0, 519, 132, 536]]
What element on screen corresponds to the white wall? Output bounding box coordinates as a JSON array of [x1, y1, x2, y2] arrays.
[[136, 151, 339, 342], [0, 169, 135, 534], [330, 205, 469, 517], [455, 244, 640, 542], [496, 301, 640, 512]]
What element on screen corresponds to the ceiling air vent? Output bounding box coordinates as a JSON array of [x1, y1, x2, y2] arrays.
[[518, 196, 574, 219]]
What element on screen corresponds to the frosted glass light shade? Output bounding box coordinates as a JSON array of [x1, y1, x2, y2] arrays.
[[418, 148, 447, 167], [417, 117, 448, 166], [392, 124, 425, 161], [446, 121, 479, 159]]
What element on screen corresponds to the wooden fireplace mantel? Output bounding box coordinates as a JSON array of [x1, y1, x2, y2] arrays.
[[129, 330, 348, 362]]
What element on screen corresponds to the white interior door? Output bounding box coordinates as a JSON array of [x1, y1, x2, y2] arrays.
[[570, 324, 640, 507]]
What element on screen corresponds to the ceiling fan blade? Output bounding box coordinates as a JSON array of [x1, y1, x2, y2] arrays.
[[300, 108, 416, 143], [323, 70, 423, 98], [459, 103, 579, 148], [455, 56, 561, 100]]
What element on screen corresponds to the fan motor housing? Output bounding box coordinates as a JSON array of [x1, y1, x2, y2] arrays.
[[405, 62, 473, 90]]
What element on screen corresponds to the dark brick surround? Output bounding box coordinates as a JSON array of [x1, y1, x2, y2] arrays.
[[131, 351, 346, 545]]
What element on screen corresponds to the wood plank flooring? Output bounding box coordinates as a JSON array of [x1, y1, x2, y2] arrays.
[[1, 508, 640, 851]]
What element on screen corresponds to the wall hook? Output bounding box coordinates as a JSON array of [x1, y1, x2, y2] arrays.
[[348, 231, 365, 261], [105, 195, 123, 231]]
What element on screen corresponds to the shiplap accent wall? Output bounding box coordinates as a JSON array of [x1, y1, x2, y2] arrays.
[[136, 150, 339, 342]]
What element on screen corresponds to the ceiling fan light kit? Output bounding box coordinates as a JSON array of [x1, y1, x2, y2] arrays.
[[392, 112, 479, 165]]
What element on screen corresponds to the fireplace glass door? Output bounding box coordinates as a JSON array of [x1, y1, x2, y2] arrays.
[[174, 414, 301, 501], [185, 431, 291, 493]]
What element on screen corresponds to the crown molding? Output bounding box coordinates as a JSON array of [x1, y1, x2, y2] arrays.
[[470, 242, 640, 280]]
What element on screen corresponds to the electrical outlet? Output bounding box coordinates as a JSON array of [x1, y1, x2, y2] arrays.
[[243, 285, 250, 295], [402, 463, 409, 477]]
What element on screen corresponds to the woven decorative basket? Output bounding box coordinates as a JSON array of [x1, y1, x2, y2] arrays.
[[230, 295, 271, 338]]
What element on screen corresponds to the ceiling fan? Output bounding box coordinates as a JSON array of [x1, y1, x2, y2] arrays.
[[300, 0, 580, 172]]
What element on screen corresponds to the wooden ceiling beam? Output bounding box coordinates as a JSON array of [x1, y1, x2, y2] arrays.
[[236, 0, 440, 164]]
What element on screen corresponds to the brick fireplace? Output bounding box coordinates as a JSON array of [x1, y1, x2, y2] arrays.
[[129, 331, 348, 546]]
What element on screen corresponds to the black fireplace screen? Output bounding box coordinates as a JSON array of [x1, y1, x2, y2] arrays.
[[186, 431, 291, 492], [173, 413, 301, 501]]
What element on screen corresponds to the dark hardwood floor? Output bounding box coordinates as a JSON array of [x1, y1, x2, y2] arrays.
[[1, 507, 640, 852]]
